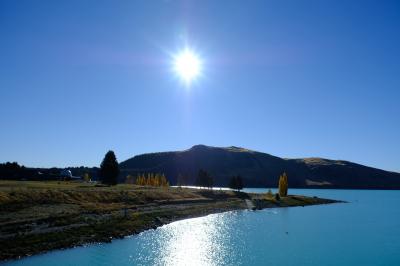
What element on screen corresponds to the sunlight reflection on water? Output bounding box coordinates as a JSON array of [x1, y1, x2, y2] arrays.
[[5, 190, 400, 266], [133, 211, 242, 266]]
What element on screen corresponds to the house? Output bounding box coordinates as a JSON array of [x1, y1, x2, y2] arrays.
[[59, 169, 81, 181]]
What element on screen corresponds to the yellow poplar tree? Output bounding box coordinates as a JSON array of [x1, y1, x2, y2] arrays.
[[160, 174, 169, 187], [136, 174, 145, 186], [83, 173, 91, 182], [278, 172, 288, 197], [134, 172, 170, 187]]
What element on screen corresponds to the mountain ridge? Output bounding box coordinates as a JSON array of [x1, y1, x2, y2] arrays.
[[120, 144, 400, 189]]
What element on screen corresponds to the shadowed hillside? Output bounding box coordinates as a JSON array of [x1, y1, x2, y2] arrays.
[[120, 145, 400, 189]]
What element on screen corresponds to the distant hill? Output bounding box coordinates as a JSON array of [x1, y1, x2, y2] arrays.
[[120, 144, 400, 189]]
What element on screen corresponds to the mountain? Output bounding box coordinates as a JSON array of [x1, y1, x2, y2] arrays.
[[119, 145, 400, 189]]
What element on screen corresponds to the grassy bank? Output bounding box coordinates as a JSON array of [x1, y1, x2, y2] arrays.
[[0, 181, 341, 261]]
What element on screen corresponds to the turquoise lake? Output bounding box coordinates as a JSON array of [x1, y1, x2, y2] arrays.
[[3, 189, 400, 266]]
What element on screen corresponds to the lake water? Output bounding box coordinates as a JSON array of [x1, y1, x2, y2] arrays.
[[3, 189, 400, 266]]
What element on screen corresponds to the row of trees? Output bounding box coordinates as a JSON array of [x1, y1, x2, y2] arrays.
[[134, 173, 169, 187], [228, 175, 244, 191], [194, 171, 245, 192], [228, 172, 288, 195], [195, 169, 214, 189], [99, 151, 171, 187], [176, 171, 245, 192], [99, 151, 288, 195], [0, 162, 26, 180], [100, 151, 172, 187]]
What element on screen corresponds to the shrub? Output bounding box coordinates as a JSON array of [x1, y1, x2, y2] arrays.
[[275, 193, 281, 201]]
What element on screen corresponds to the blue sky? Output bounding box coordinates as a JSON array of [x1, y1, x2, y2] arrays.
[[0, 0, 399, 171]]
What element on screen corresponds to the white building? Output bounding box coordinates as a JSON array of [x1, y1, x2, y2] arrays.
[[60, 169, 72, 178]]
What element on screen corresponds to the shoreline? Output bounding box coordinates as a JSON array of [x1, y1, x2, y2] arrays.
[[0, 181, 342, 261]]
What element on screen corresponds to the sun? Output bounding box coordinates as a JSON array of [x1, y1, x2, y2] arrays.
[[173, 48, 202, 84]]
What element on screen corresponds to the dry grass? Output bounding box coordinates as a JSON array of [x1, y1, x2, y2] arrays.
[[0, 180, 339, 261]]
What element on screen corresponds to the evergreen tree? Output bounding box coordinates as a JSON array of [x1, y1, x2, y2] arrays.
[[99, 151, 119, 185], [196, 169, 213, 189], [206, 173, 214, 189], [195, 170, 204, 187], [236, 175, 243, 191], [229, 175, 244, 191], [229, 176, 235, 190]]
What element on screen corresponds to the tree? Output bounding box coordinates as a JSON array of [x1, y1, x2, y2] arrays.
[[236, 176, 243, 191], [206, 173, 214, 189], [229, 175, 244, 191], [196, 169, 213, 189], [0, 162, 24, 180], [83, 173, 91, 182], [278, 172, 288, 197], [134, 172, 169, 187], [125, 174, 134, 184], [195, 170, 205, 187], [135, 174, 145, 185], [159, 173, 169, 187], [99, 150, 120, 185]]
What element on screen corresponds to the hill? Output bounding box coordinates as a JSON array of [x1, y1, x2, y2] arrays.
[[120, 145, 400, 189]]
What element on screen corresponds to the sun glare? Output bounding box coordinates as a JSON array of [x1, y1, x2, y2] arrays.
[[173, 48, 202, 85]]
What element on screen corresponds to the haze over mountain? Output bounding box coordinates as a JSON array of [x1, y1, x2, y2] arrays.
[[120, 145, 400, 189]]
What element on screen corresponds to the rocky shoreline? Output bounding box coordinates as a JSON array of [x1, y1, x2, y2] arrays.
[[0, 181, 342, 261]]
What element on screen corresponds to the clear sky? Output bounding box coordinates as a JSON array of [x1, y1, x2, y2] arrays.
[[0, 0, 399, 172]]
